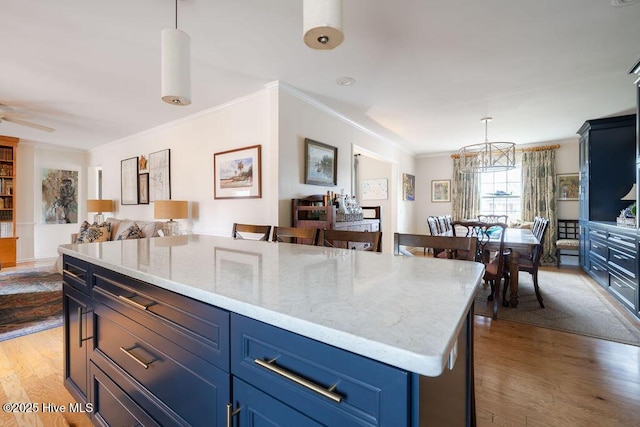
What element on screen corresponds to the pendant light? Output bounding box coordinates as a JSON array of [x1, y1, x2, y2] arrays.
[[303, 0, 344, 50], [161, 0, 191, 105], [459, 117, 516, 173]]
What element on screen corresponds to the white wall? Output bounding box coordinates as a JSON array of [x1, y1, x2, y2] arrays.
[[276, 84, 415, 252], [16, 141, 87, 260], [87, 87, 278, 237]]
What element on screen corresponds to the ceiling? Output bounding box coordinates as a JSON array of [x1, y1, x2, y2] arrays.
[[2, 0, 640, 155]]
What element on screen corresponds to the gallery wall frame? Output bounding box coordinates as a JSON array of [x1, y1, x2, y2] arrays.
[[121, 157, 139, 205], [304, 138, 337, 186], [431, 179, 451, 203], [557, 173, 579, 201], [214, 144, 262, 199], [138, 173, 149, 204], [149, 149, 171, 202], [403, 173, 415, 201]]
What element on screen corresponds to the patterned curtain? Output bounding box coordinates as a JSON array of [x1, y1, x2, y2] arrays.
[[452, 156, 480, 221], [521, 148, 557, 264]]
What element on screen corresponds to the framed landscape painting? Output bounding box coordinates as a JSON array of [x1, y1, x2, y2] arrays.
[[214, 144, 262, 199], [304, 138, 337, 186], [557, 173, 579, 201], [431, 179, 451, 203]]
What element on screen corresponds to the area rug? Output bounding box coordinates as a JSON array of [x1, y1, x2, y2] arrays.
[[0, 266, 63, 341], [474, 267, 640, 346]]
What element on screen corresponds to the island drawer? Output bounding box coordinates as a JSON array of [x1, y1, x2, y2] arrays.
[[93, 302, 229, 427], [63, 255, 91, 294], [231, 313, 408, 426], [92, 265, 229, 370]]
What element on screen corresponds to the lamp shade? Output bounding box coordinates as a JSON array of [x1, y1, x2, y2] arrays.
[[621, 183, 637, 201], [161, 28, 191, 106], [86, 199, 113, 213], [154, 200, 188, 220], [303, 0, 344, 49]]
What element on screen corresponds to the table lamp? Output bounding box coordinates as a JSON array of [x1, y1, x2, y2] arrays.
[[154, 200, 188, 236], [86, 199, 113, 224]]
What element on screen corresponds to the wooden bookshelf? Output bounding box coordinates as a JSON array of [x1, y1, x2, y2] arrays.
[[0, 135, 18, 267]]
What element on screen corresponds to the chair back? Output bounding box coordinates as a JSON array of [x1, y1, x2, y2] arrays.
[[531, 217, 550, 264], [532, 216, 549, 242], [427, 216, 441, 235], [317, 229, 382, 252], [478, 214, 509, 224], [272, 226, 318, 245], [393, 233, 477, 260], [232, 223, 272, 241], [452, 220, 507, 268], [437, 216, 449, 233]]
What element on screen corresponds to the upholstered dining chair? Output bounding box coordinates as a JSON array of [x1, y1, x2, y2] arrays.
[[232, 223, 272, 241], [393, 232, 478, 260], [272, 226, 318, 245], [427, 216, 441, 235], [317, 229, 382, 252], [452, 220, 508, 319], [503, 217, 549, 308]]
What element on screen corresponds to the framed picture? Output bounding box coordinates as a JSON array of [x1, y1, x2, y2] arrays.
[[138, 173, 149, 204], [304, 138, 337, 186], [431, 179, 451, 203], [214, 144, 262, 199], [403, 173, 415, 201], [557, 173, 579, 200], [149, 149, 171, 202], [121, 157, 139, 205], [41, 169, 78, 224], [362, 178, 388, 200]]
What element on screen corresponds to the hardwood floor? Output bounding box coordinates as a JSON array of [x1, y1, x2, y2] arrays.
[[1, 261, 639, 426]]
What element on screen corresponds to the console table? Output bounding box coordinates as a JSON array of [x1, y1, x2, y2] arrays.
[[59, 235, 483, 426]]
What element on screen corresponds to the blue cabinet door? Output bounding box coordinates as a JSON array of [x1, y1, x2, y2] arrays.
[[232, 378, 324, 427], [63, 284, 90, 404]]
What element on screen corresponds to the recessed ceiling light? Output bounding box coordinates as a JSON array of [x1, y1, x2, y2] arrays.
[[612, 0, 640, 6], [336, 77, 355, 86]]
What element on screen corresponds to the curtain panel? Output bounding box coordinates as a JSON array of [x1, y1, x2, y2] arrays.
[[452, 156, 480, 221], [521, 148, 557, 264]]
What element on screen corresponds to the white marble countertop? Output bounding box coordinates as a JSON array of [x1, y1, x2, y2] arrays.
[[58, 234, 484, 377]]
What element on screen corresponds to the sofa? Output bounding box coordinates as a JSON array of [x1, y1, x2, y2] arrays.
[[56, 217, 164, 273], [71, 217, 164, 243]]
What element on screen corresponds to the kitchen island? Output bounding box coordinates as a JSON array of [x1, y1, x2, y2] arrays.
[[59, 234, 484, 426]]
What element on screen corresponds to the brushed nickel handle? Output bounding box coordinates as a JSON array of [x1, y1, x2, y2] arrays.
[[226, 403, 241, 427], [78, 307, 83, 348], [118, 294, 156, 311], [254, 358, 342, 403], [120, 346, 155, 369], [612, 254, 628, 260], [63, 269, 82, 281]]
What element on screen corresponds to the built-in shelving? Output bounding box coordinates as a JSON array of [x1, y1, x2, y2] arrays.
[[0, 135, 18, 267]]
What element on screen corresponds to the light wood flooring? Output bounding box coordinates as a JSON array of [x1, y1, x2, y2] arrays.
[[1, 261, 639, 426]]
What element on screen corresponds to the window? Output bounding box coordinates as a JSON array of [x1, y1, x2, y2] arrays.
[[479, 165, 522, 221]]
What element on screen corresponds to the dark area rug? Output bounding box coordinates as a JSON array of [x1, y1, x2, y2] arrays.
[[0, 266, 63, 341]]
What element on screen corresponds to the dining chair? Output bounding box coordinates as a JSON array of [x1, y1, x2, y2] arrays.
[[452, 220, 508, 319], [317, 229, 382, 252], [272, 226, 318, 245], [393, 232, 478, 260], [437, 216, 449, 233], [427, 216, 441, 235], [503, 217, 549, 308], [555, 219, 579, 267], [477, 214, 509, 224], [232, 223, 272, 241]]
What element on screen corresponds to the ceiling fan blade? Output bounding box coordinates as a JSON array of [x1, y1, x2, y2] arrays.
[[3, 116, 54, 132]]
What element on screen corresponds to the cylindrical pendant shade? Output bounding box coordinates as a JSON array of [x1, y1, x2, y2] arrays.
[[303, 0, 344, 50], [86, 199, 113, 213], [161, 28, 191, 106], [154, 200, 188, 220]]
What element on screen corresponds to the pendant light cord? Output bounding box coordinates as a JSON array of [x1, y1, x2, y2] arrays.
[[175, 0, 178, 29]]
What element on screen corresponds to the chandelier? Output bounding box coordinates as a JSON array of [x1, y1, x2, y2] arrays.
[[459, 117, 516, 173]]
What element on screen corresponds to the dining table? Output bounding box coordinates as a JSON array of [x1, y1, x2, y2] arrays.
[[487, 227, 541, 307]]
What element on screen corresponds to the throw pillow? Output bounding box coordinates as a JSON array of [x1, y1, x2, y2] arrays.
[[117, 223, 144, 240], [77, 221, 112, 243], [77, 225, 110, 243]]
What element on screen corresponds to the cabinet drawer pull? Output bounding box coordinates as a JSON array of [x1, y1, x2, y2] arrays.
[[77, 308, 93, 348], [226, 403, 241, 427], [120, 346, 155, 369], [612, 254, 629, 261], [63, 269, 82, 281], [117, 294, 156, 311], [254, 358, 343, 403]]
